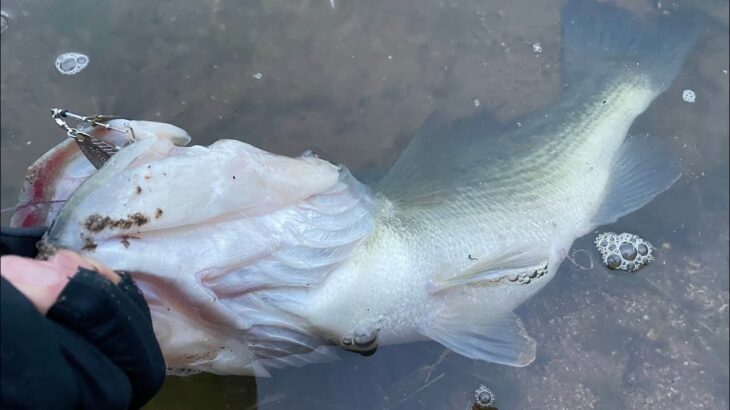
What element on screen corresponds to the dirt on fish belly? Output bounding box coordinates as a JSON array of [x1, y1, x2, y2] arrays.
[[82, 237, 98, 252], [83, 212, 150, 232], [34, 241, 58, 261]]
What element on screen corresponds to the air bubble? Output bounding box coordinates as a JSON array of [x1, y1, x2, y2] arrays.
[[55, 52, 90, 75], [60, 58, 76, 71], [606, 254, 622, 269], [619, 242, 637, 261]]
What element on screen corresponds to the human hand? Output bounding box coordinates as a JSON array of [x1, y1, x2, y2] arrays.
[[0, 250, 120, 314], [2, 223, 165, 409]]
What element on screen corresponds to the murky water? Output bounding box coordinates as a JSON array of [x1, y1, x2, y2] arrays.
[[1, 0, 727, 409]]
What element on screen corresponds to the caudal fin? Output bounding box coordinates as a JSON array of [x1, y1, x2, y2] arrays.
[[562, 0, 703, 93], [377, 2, 702, 212]]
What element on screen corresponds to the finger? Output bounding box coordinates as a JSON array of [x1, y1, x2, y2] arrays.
[[79, 254, 121, 284], [1, 251, 121, 314], [49, 250, 121, 284], [0, 255, 70, 313]]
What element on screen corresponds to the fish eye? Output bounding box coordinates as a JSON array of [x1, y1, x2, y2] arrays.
[[340, 322, 379, 355], [353, 334, 376, 349]]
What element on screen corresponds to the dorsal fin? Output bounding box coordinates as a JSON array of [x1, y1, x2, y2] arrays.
[[375, 109, 510, 208]]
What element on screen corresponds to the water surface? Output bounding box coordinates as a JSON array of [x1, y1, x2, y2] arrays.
[[1, 0, 727, 408]]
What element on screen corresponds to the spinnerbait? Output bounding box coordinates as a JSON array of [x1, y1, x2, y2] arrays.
[[51, 108, 123, 169]]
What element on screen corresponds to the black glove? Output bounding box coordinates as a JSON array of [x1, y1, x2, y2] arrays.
[[1, 227, 166, 410], [0, 226, 47, 258]]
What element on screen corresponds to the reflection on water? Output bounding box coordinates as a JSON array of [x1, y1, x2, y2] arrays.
[[148, 373, 257, 409], [1, 0, 727, 409]]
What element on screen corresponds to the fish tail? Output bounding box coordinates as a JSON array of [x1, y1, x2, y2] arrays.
[[561, 0, 703, 93]]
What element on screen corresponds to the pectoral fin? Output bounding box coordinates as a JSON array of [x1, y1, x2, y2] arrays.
[[429, 244, 547, 294], [591, 135, 681, 226], [418, 308, 536, 367]]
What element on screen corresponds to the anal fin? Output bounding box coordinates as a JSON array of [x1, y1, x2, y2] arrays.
[[418, 308, 536, 367]]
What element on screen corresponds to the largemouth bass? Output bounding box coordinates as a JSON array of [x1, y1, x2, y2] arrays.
[[11, 1, 701, 376]]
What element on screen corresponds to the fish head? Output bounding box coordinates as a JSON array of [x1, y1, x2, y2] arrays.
[[304, 302, 386, 357], [303, 233, 421, 356], [9, 119, 191, 228]]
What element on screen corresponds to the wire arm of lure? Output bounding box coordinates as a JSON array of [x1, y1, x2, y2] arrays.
[[51, 108, 122, 169], [51, 108, 124, 133]]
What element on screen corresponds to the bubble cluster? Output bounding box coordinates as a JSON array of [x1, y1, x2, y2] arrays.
[[54, 52, 90, 75], [506, 263, 548, 285], [682, 89, 696, 103], [594, 232, 654, 272], [474, 385, 495, 408], [1, 11, 8, 34]]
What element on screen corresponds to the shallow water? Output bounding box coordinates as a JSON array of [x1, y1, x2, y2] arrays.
[[1, 0, 728, 409]]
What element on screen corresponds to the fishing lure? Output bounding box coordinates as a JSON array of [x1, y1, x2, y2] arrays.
[[51, 108, 122, 169]]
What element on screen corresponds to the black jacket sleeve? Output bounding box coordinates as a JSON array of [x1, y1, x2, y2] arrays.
[[0, 226, 47, 258], [1, 228, 166, 409]]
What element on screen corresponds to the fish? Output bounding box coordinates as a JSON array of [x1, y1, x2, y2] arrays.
[[13, 1, 701, 376]]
